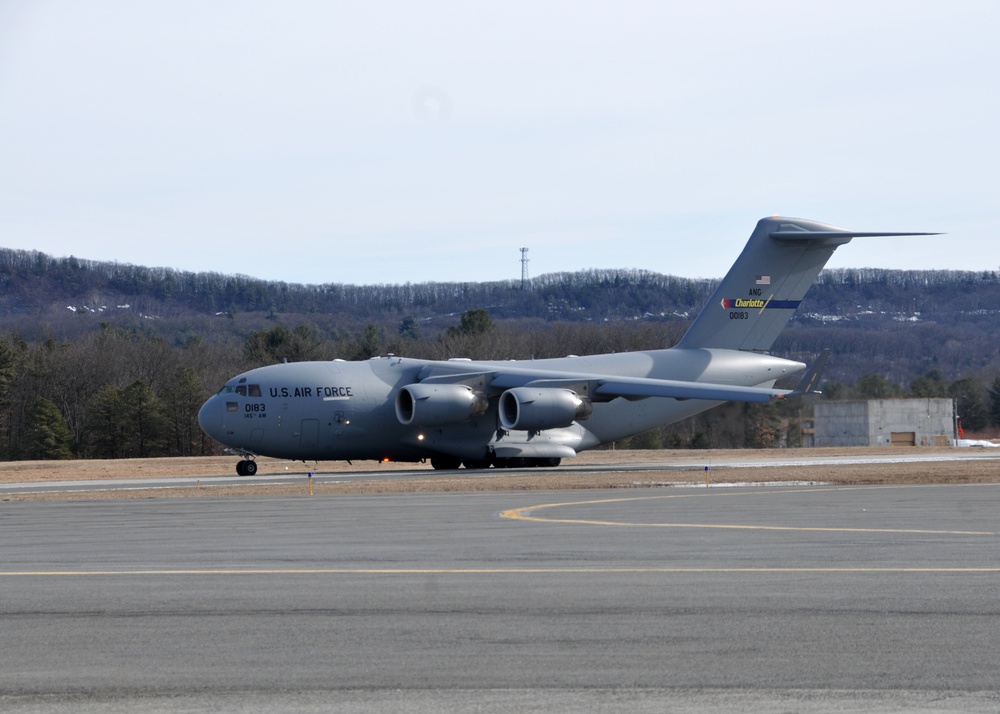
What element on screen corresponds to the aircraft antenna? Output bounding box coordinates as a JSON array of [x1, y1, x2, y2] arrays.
[[520, 247, 530, 289]]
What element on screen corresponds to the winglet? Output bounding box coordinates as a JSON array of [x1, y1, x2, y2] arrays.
[[786, 349, 830, 397]]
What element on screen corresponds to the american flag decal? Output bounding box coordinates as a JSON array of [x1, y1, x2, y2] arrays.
[[755, 275, 771, 285]]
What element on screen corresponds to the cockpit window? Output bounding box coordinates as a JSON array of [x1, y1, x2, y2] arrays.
[[217, 384, 262, 397]]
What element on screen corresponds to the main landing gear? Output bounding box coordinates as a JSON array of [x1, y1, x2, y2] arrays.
[[235, 459, 258, 476]]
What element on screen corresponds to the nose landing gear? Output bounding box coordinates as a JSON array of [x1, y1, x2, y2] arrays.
[[224, 448, 259, 476]]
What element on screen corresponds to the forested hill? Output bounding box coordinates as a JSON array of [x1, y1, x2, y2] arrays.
[[0, 247, 715, 328], [2, 246, 999, 386], [4, 246, 998, 323]]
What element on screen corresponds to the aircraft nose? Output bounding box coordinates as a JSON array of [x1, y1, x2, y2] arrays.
[[197, 396, 225, 442]]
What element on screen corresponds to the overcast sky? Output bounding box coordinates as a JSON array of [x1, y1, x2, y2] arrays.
[[1, 1, 997, 286]]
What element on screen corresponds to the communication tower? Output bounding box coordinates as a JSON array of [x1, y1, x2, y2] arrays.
[[520, 247, 530, 289]]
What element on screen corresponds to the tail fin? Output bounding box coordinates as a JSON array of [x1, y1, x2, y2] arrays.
[[676, 217, 939, 352]]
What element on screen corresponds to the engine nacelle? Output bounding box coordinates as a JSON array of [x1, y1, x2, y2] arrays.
[[498, 387, 592, 432], [395, 383, 488, 427]]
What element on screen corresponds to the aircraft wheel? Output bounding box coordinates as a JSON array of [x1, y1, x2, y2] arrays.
[[463, 459, 492, 470], [236, 460, 257, 476], [430, 456, 462, 470], [535, 457, 561, 468]]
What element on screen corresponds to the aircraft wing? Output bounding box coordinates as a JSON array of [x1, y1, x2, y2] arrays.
[[516, 375, 784, 403], [590, 376, 783, 402], [420, 365, 788, 403]]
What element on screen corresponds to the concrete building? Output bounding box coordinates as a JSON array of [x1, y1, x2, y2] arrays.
[[814, 398, 955, 448]]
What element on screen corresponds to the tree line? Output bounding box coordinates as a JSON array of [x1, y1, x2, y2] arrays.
[[4, 308, 1000, 461]]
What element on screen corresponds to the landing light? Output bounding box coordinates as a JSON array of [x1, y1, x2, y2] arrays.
[[417, 433, 425, 441]]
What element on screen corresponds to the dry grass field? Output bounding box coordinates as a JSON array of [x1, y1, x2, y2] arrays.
[[2, 447, 999, 500]]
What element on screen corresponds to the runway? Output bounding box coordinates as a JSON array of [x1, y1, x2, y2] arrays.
[[2, 484, 1000, 712]]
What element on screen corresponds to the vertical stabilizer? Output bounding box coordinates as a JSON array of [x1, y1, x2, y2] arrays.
[[676, 217, 936, 352]]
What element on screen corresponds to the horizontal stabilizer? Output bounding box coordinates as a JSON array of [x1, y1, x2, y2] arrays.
[[771, 230, 941, 241], [676, 218, 941, 352]]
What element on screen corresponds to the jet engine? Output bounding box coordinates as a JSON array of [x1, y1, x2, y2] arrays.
[[498, 387, 592, 432], [395, 383, 488, 427]]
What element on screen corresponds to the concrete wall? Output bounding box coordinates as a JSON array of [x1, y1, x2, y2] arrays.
[[814, 399, 954, 447], [814, 400, 870, 448]]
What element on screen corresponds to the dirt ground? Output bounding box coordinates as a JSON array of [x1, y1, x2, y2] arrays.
[[2, 447, 999, 501]]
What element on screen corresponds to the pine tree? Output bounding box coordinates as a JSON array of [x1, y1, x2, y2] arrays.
[[160, 366, 206, 456], [121, 381, 169, 458], [949, 378, 988, 431], [86, 385, 127, 458], [25, 398, 74, 460], [988, 376, 1000, 428], [855, 374, 904, 399], [910, 369, 949, 398]]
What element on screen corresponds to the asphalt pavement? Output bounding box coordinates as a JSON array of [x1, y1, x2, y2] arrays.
[[2, 484, 1000, 712]]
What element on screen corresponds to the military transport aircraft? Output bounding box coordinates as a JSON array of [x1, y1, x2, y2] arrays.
[[198, 216, 935, 475]]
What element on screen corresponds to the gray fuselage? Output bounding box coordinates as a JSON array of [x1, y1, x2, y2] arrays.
[[197, 348, 803, 464]]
